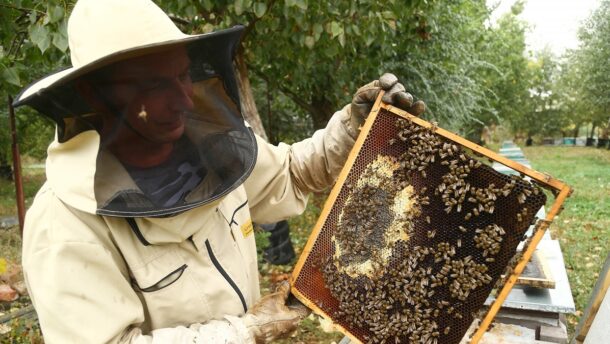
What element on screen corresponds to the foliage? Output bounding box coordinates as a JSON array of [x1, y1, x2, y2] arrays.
[[555, 0, 610, 139], [576, 0, 610, 130], [513, 49, 564, 138], [0, 1, 72, 167], [478, 2, 531, 139], [2, 0, 542, 162]]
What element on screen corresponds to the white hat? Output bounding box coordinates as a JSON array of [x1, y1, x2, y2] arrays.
[[13, 0, 244, 123]]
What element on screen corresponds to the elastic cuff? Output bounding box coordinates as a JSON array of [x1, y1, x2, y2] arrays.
[[225, 315, 256, 344]]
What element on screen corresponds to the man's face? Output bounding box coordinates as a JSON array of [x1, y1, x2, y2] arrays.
[[102, 48, 194, 143]]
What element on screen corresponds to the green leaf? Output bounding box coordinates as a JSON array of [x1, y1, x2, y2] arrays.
[[29, 24, 51, 54], [313, 23, 324, 36], [235, 0, 245, 16], [52, 32, 68, 52], [185, 5, 197, 18], [295, 0, 308, 10], [338, 32, 345, 47], [49, 5, 64, 24], [3, 67, 22, 86], [29, 10, 37, 24], [323, 44, 338, 58], [0, 258, 7, 275], [253, 2, 267, 18], [201, 23, 215, 33], [304, 35, 315, 49], [202, 0, 214, 11], [330, 21, 342, 38]]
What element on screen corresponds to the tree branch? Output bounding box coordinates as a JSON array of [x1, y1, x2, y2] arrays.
[[243, 0, 278, 39], [251, 67, 317, 117], [0, 3, 46, 15], [169, 15, 191, 27]]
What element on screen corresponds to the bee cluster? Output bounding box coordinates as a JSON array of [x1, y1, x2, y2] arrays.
[[335, 158, 412, 269], [313, 115, 547, 344]]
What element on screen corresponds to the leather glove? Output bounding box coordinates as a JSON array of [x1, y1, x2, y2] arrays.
[[348, 73, 426, 132], [242, 281, 311, 343]]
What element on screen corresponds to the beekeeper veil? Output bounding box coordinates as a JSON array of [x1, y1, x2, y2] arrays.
[[12, 0, 257, 217]]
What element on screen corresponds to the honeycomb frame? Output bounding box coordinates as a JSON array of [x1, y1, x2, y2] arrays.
[[290, 93, 572, 344]]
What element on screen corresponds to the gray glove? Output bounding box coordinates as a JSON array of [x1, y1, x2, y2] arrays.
[[348, 73, 426, 132], [242, 281, 310, 343]]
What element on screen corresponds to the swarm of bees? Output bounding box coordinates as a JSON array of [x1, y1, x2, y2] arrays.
[[315, 114, 547, 344]]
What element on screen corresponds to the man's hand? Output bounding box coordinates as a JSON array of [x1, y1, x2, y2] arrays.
[[242, 281, 310, 344], [349, 73, 426, 132]]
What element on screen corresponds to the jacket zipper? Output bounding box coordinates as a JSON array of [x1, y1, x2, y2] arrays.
[[205, 239, 248, 313], [229, 200, 249, 226]]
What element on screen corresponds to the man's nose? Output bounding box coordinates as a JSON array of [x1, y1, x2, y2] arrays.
[[169, 78, 194, 111]]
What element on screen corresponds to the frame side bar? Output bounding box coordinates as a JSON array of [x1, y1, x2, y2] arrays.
[[470, 185, 572, 343]]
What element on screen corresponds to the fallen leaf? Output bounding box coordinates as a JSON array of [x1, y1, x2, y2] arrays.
[[0, 323, 11, 335], [0, 284, 18, 302], [11, 281, 27, 296]]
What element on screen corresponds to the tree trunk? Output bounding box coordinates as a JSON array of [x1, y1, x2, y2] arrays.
[[235, 52, 268, 140], [310, 94, 335, 130], [573, 124, 580, 145], [602, 116, 610, 139]]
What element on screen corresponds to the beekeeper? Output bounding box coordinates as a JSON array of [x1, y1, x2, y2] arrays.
[[14, 0, 425, 343]]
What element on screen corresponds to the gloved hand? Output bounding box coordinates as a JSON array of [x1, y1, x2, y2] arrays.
[[242, 281, 311, 343], [348, 73, 426, 132]]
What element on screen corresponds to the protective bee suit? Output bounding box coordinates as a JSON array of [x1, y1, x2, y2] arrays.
[[14, 0, 423, 343]]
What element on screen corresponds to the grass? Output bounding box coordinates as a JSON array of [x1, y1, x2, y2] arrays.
[[1, 146, 608, 343], [523, 146, 610, 332], [0, 165, 45, 343], [0, 167, 46, 218]]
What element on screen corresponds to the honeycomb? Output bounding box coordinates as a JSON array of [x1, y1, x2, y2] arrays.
[[292, 108, 547, 344]]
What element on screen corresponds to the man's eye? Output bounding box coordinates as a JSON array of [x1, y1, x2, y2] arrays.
[[140, 79, 164, 90], [178, 73, 191, 83]]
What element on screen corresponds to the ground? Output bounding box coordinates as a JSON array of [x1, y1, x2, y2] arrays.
[[0, 145, 608, 343]]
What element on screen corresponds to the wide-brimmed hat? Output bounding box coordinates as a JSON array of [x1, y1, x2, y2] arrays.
[[13, 0, 244, 125]]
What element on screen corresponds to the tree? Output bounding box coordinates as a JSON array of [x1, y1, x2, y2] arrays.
[[571, 0, 610, 140], [0, 1, 73, 177], [1, 0, 548, 167], [477, 1, 531, 141]]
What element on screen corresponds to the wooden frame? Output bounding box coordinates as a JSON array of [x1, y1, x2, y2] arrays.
[[290, 93, 572, 344], [572, 253, 610, 343]]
